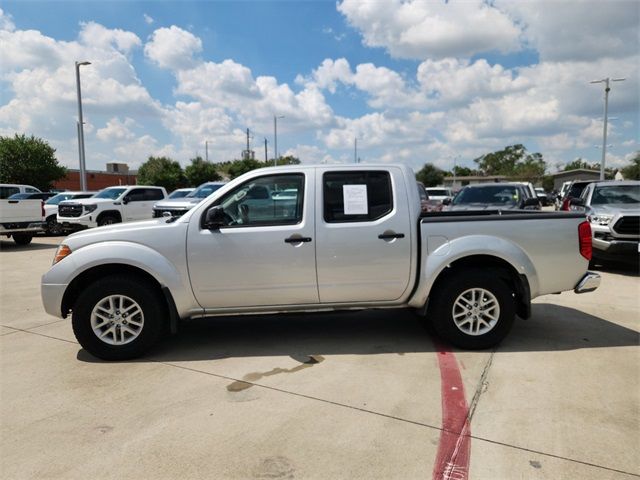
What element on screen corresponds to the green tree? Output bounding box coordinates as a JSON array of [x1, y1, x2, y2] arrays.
[[227, 158, 264, 179], [450, 165, 478, 177], [620, 152, 640, 180], [563, 158, 592, 171], [137, 156, 186, 191], [184, 156, 221, 186], [0, 134, 67, 190], [275, 155, 301, 166], [474, 144, 546, 180], [416, 163, 445, 187]]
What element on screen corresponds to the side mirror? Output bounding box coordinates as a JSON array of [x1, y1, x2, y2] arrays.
[[442, 198, 452, 206], [121, 197, 129, 205], [204, 206, 226, 230]]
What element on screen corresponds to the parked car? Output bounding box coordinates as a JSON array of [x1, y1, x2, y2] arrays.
[[167, 188, 195, 199], [153, 182, 225, 218], [44, 191, 96, 235], [416, 182, 430, 214], [41, 164, 599, 360], [559, 180, 594, 211], [8, 192, 56, 200], [569, 180, 639, 266], [534, 187, 550, 206], [0, 195, 45, 245], [426, 187, 453, 202], [57, 186, 167, 229], [0, 184, 41, 199], [443, 183, 541, 211]]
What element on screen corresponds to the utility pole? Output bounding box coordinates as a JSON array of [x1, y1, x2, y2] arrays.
[[246, 128, 250, 153], [274, 115, 284, 166], [75, 61, 91, 191], [205, 140, 208, 162], [354, 137, 358, 163], [590, 77, 625, 180], [264, 138, 268, 162]]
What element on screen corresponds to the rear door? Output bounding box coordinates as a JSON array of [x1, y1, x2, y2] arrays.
[[315, 168, 413, 303], [124, 188, 160, 221]]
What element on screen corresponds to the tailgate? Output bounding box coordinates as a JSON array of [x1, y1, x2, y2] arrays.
[[0, 199, 43, 223]]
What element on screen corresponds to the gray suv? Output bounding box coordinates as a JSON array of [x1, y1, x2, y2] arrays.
[[570, 181, 639, 265]]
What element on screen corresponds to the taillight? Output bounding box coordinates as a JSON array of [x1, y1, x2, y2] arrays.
[[578, 221, 592, 260], [561, 198, 570, 211]]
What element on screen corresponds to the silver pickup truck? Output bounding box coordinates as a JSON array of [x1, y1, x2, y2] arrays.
[[41, 165, 600, 360]]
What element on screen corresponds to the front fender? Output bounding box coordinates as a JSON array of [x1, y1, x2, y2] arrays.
[[409, 234, 539, 308], [41, 241, 199, 318]]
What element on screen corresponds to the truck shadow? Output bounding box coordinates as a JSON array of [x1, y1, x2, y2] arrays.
[[0, 239, 58, 251], [77, 303, 639, 363]]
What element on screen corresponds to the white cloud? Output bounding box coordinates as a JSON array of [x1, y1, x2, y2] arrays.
[[96, 117, 136, 142], [338, 0, 521, 60], [144, 25, 202, 70], [499, 0, 640, 62], [78, 22, 141, 54], [0, 8, 15, 31], [143, 14, 154, 25]]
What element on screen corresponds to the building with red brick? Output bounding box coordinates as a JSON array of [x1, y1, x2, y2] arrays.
[[53, 163, 137, 191]]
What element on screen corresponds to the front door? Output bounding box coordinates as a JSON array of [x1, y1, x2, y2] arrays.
[[123, 188, 155, 221], [314, 168, 413, 303], [186, 171, 318, 309]]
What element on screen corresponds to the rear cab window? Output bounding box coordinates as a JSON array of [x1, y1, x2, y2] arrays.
[[323, 171, 393, 223]]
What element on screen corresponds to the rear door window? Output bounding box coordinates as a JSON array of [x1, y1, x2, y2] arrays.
[[323, 171, 393, 223]]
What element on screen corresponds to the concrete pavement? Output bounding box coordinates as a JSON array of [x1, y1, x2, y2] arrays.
[[1, 236, 638, 479]]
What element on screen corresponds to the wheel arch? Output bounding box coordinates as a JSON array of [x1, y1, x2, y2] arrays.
[[96, 210, 122, 223], [61, 263, 180, 332]]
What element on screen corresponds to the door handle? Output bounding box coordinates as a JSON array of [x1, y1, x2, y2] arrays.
[[378, 233, 405, 240], [284, 236, 312, 243]]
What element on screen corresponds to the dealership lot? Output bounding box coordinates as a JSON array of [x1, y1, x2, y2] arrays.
[[1, 237, 638, 479]]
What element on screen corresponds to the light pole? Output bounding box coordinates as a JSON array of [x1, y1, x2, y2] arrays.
[[205, 140, 209, 162], [590, 77, 625, 180], [273, 115, 284, 166], [75, 61, 91, 191], [354, 137, 358, 163]]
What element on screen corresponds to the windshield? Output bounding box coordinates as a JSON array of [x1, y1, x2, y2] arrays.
[[453, 186, 520, 205], [591, 185, 640, 205], [93, 188, 127, 200], [46, 193, 74, 205], [188, 183, 224, 199], [168, 189, 192, 199]]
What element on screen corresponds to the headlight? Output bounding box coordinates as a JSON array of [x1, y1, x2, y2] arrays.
[[53, 244, 72, 265], [83, 204, 98, 213], [587, 214, 613, 225]]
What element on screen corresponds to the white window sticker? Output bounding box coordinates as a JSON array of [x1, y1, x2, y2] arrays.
[[343, 184, 368, 215]]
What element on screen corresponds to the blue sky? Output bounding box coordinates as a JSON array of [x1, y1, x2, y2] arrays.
[[1, 1, 638, 173]]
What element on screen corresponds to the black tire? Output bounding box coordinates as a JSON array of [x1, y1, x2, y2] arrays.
[[427, 269, 516, 350], [72, 275, 166, 360], [98, 214, 120, 227], [12, 233, 33, 245], [46, 216, 63, 236]]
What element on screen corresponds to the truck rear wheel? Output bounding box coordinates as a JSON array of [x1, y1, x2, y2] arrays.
[[71, 275, 166, 360], [427, 269, 515, 349], [12, 233, 33, 245]]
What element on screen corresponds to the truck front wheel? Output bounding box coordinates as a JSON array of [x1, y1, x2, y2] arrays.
[[98, 214, 120, 226], [71, 275, 166, 360], [427, 269, 515, 349]]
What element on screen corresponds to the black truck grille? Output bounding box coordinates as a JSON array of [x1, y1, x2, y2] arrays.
[[613, 216, 639, 236], [58, 204, 83, 217]]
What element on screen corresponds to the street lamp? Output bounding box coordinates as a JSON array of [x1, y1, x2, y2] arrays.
[[590, 77, 625, 180], [75, 61, 91, 191], [273, 115, 284, 166]]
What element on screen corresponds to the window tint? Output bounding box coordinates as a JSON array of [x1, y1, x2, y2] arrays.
[[0, 187, 20, 199], [126, 188, 146, 202], [25, 187, 39, 193], [144, 188, 164, 201], [211, 174, 304, 227], [323, 171, 392, 223]]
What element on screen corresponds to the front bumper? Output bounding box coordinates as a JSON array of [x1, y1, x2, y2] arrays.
[[574, 271, 601, 294], [58, 214, 96, 229], [41, 282, 68, 318]]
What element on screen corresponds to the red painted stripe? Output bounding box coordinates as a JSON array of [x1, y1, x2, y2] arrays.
[[432, 343, 471, 480]]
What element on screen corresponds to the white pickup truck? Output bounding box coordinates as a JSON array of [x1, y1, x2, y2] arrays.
[[57, 185, 167, 229], [41, 165, 600, 360], [0, 197, 45, 245]]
